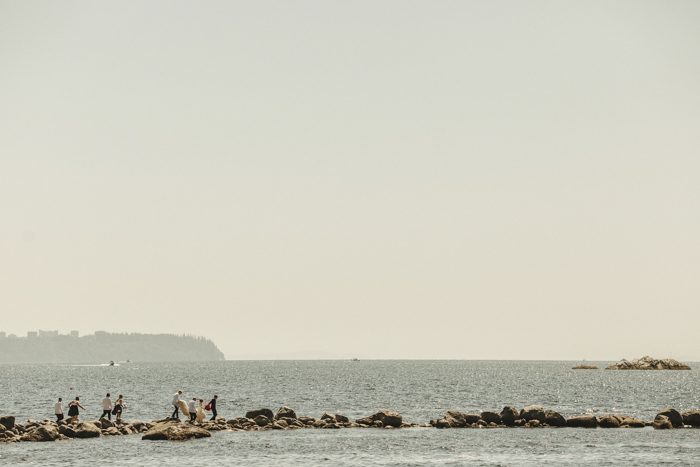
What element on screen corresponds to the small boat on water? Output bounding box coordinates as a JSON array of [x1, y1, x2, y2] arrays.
[[108, 360, 115, 366]]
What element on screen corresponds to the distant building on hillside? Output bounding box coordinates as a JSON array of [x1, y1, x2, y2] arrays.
[[70, 330, 79, 338], [27, 331, 38, 338], [39, 330, 59, 337], [0, 332, 6, 339]]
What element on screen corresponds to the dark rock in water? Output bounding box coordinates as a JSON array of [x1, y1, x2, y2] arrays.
[[598, 415, 621, 428], [526, 419, 540, 428], [334, 414, 349, 424], [320, 412, 335, 421], [572, 364, 599, 370], [253, 415, 271, 427], [682, 410, 700, 427], [245, 409, 274, 420], [275, 407, 297, 420], [606, 356, 690, 370], [74, 422, 101, 438], [355, 416, 374, 426], [142, 421, 211, 440], [656, 408, 684, 428], [99, 419, 116, 429], [653, 415, 673, 430], [520, 406, 546, 422], [480, 412, 501, 425], [543, 410, 567, 427], [0, 416, 15, 430], [566, 415, 598, 428], [370, 411, 402, 428], [20, 425, 60, 442], [58, 425, 77, 437], [499, 407, 519, 426]]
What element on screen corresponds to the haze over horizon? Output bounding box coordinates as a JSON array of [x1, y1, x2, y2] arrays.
[[1, 1, 699, 361]]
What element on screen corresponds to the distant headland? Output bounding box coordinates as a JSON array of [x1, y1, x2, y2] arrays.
[[0, 331, 225, 363]]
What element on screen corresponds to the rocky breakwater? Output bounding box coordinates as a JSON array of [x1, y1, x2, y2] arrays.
[[0, 416, 153, 443], [3, 405, 700, 443], [606, 356, 691, 370], [430, 406, 700, 430]]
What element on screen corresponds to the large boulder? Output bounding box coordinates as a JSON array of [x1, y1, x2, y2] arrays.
[[499, 407, 519, 426], [656, 408, 684, 428], [142, 421, 212, 440], [58, 424, 77, 437], [543, 410, 567, 427], [480, 411, 502, 425], [275, 407, 297, 420], [0, 416, 15, 430], [520, 406, 546, 422], [253, 415, 271, 427], [20, 425, 60, 442], [566, 415, 597, 428], [618, 416, 645, 428], [245, 409, 274, 420], [370, 411, 402, 428], [682, 410, 700, 427], [653, 415, 673, 430], [597, 415, 621, 428], [74, 422, 102, 438], [99, 418, 116, 429]]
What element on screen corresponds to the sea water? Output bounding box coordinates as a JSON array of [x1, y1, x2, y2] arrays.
[[1, 360, 699, 465]]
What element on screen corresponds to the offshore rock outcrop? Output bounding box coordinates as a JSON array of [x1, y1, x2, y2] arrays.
[[606, 356, 691, 370], [2, 406, 699, 443]]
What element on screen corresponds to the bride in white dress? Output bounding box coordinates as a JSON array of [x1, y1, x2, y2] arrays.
[[196, 399, 205, 423]]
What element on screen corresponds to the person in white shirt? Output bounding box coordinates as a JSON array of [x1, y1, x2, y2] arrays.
[[171, 390, 183, 419], [54, 397, 64, 422], [101, 393, 113, 420], [188, 398, 197, 422]]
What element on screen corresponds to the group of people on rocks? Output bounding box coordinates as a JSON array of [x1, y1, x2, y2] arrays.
[[53, 391, 219, 423], [54, 393, 127, 423], [171, 390, 218, 422]]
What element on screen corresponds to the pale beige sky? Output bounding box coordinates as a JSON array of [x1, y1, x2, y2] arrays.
[[1, 1, 699, 360]]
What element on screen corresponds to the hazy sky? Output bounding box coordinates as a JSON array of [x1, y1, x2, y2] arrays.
[[1, 1, 699, 360]]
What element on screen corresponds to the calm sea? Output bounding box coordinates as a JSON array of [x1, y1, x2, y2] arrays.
[[1, 360, 699, 466]]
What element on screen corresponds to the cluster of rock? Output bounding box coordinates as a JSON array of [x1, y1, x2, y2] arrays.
[[2, 406, 699, 443], [572, 364, 599, 370], [429, 406, 700, 430], [0, 415, 152, 443], [606, 356, 691, 370]]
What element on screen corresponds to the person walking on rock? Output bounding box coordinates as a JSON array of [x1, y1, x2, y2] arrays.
[[188, 398, 197, 422], [54, 397, 64, 422], [113, 394, 126, 422], [101, 393, 113, 420], [171, 390, 183, 419], [208, 395, 218, 420], [67, 396, 85, 421]]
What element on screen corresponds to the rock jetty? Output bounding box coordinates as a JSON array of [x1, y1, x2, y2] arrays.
[[606, 356, 691, 370], [572, 364, 599, 370], [1, 406, 698, 443]]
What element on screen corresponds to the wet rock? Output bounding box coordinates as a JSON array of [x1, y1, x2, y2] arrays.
[[526, 419, 540, 428], [102, 427, 121, 436], [0, 416, 15, 430], [682, 410, 700, 427], [480, 412, 502, 425], [653, 415, 673, 430], [245, 409, 274, 420], [20, 425, 60, 442], [543, 410, 567, 427], [520, 406, 546, 422], [597, 415, 621, 428], [58, 425, 77, 437], [142, 421, 212, 441], [572, 365, 599, 370], [275, 407, 297, 420], [253, 415, 271, 427], [656, 408, 684, 428], [99, 419, 116, 429], [368, 411, 402, 428], [499, 407, 519, 426], [334, 414, 349, 424]]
